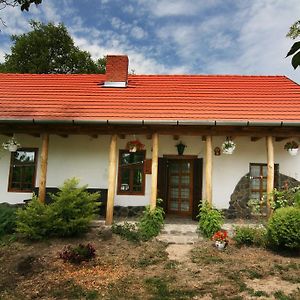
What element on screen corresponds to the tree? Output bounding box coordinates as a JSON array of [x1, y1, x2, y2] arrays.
[[0, 21, 105, 74], [0, 0, 42, 11], [286, 20, 300, 69]]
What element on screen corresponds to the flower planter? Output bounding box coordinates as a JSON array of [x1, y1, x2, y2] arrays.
[[215, 241, 226, 250], [8, 144, 18, 152], [288, 148, 298, 156], [129, 146, 137, 153], [222, 147, 235, 155]]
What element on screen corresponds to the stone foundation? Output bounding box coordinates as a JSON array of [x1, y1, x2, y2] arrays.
[[225, 173, 300, 219], [113, 206, 145, 218]]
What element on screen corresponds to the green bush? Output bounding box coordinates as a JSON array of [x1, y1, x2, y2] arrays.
[[233, 226, 267, 247], [198, 202, 224, 238], [59, 243, 96, 264], [16, 178, 99, 240], [112, 222, 141, 243], [0, 203, 18, 237], [271, 186, 300, 210], [112, 201, 165, 242], [267, 206, 300, 250], [138, 203, 165, 241]]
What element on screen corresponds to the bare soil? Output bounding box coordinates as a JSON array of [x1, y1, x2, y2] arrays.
[[0, 229, 299, 300]]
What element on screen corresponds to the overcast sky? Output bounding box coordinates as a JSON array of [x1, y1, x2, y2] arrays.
[[0, 0, 299, 83]]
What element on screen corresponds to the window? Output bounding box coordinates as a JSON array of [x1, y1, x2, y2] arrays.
[[8, 148, 38, 192], [249, 163, 279, 200], [118, 150, 145, 195]]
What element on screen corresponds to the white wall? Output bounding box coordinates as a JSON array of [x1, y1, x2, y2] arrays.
[[1, 134, 300, 209]]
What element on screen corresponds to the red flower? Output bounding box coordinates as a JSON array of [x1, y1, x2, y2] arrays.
[[212, 230, 228, 242]]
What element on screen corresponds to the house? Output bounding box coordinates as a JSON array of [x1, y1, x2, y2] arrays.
[[0, 55, 300, 224]]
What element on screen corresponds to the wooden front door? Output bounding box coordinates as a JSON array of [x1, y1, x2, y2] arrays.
[[167, 159, 193, 216]]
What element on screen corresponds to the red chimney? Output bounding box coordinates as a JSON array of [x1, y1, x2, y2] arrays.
[[104, 55, 129, 87]]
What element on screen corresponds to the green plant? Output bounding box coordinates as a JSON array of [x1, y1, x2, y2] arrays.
[[112, 222, 141, 243], [138, 201, 165, 241], [247, 199, 261, 214], [233, 226, 267, 247], [59, 243, 96, 264], [198, 202, 224, 238], [16, 195, 51, 240], [16, 178, 99, 240], [284, 140, 299, 150], [48, 178, 100, 237], [271, 186, 300, 210], [0, 203, 18, 237], [267, 206, 300, 250]]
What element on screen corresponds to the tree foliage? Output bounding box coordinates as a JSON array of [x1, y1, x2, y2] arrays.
[[286, 20, 300, 69], [0, 0, 42, 11], [0, 21, 106, 74]]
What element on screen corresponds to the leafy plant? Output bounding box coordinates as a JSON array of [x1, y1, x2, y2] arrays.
[[16, 178, 99, 240], [284, 141, 299, 150], [59, 243, 96, 264], [267, 206, 300, 250], [233, 226, 267, 247], [112, 222, 141, 243], [0, 203, 18, 237], [198, 202, 224, 238], [112, 200, 165, 242], [138, 201, 165, 241], [271, 186, 300, 210]]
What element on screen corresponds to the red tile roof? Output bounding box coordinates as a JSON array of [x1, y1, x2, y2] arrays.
[[0, 74, 300, 123]]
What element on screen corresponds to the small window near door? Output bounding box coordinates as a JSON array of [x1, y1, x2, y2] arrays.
[[8, 148, 38, 192], [249, 163, 279, 200], [117, 150, 145, 195]]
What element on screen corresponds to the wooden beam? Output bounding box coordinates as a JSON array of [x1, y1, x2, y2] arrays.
[[205, 135, 213, 205], [150, 132, 159, 210], [38, 133, 49, 203], [105, 134, 118, 225], [251, 137, 261, 142], [266, 136, 274, 217], [275, 137, 289, 142]]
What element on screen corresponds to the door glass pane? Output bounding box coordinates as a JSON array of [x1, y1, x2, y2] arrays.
[[262, 179, 267, 190], [262, 166, 268, 177], [14, 151, 35, 164], [181, 162, 190, 172], [169, 162, 180, 173], [250, 165, 260, 177], [181, 188, 189, 198], [250, 192, 260, 200], [170, 175, 179, 185], [250, 178, 260, 189], [170, 200, 178, 210], [181, 175, 190, 185], [170, 188, 179, 198], [181, 199, 190, 211]]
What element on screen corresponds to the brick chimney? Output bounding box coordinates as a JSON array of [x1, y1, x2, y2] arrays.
[[104, 55, 129, 87]]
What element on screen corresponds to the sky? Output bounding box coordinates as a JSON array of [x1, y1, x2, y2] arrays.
[[0, 0, 299, 83]]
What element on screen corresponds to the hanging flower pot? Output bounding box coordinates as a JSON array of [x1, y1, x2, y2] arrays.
[[176, 141, 186, 155], [2, 137, 21, 152], [222, 138, 236, 155], [126, 140, 145, 153], [284, 141, 299, 156]]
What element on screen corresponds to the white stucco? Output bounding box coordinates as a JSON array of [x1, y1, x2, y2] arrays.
[[1, 133, 300, 210]]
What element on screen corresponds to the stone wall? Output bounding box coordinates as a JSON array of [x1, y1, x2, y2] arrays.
[[113, 206, 145, 218], [225, 173, 300, 219]]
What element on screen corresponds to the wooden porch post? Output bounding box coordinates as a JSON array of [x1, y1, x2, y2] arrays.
[[150, 132, 159, 210], [106, 134, 118, 225], [266, 136, 274, 217], [38, 133, 49, 203], [205, 135, 213, 205]]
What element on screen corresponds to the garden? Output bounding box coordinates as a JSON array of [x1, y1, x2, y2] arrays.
[[0, 178, 299, 299]]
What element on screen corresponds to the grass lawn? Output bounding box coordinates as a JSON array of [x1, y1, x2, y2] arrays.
[[0, 229, 299, 300]]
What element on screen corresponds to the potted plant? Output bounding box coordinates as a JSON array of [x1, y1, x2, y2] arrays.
[[212, 230, 228, 250], [176, 141, 186, 155], [221, 138, 236, 154], [2, 137, 21, 152], [126, 140, 145, 153], [284, 141, 299, 156]]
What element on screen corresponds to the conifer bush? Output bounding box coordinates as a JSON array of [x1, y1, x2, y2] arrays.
[[16, 178, 99, 240], [0, 203, 18, 237]]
